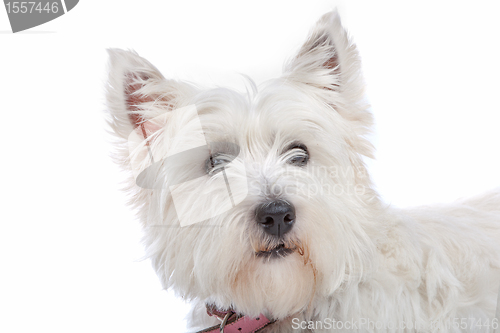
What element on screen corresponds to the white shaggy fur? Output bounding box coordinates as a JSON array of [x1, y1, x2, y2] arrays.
[[106, 11, 500, 332]]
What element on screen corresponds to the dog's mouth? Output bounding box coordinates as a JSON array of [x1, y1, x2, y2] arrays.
[[256, 243, 296, 259]]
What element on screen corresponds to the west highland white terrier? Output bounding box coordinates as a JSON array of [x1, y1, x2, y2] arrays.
[[106, 11, 500, 333]]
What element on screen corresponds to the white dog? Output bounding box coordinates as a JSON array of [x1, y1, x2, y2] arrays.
[[106, 11, 500, 333]]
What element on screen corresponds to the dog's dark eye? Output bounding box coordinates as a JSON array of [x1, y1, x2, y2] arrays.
[[205, 154, 231, 175], [285, 143, 309, 166]]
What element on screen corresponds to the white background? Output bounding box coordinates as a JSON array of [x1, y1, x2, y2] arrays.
[[1, 1, 499, 332]]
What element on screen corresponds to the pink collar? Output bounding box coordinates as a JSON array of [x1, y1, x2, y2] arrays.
[[196, 305, 275, 333]]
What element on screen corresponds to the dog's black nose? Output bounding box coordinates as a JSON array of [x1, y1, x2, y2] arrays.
[[255, 200, 295, 237]]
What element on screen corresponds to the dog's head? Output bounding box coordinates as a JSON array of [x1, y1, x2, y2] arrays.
[[106, 11, 380, 319]]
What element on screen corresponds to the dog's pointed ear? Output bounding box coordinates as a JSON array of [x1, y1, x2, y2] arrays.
[[284, 11, 365, 107], [285, 11, 374, 156], [105, 49, 191, 141], [106, 49, 198, 186]]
